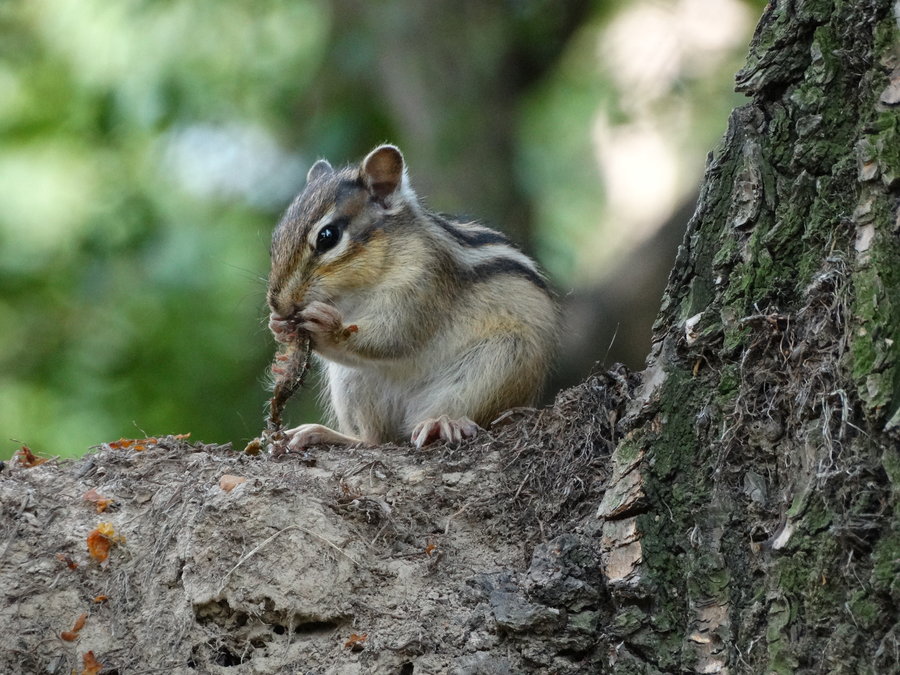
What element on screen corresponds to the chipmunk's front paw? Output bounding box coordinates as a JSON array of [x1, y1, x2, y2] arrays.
[[268, 312, 299, 344], [285, 424, 362, 451], [299, 302, 358, 349], [411, 415, 480, 449]]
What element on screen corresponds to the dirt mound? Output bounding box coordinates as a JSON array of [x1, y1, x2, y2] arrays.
[[0, 370, 633, 674]]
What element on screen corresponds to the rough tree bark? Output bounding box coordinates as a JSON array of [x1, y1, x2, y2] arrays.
[[598, 0, 899, 671], [1, 2, 897, 673]]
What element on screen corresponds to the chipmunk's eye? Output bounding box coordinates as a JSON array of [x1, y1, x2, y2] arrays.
[[314, 218, 346, 254]]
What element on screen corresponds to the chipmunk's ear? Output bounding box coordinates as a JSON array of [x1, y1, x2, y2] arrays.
[[306, 159, 333, 184], [361, 144, 407, 202]]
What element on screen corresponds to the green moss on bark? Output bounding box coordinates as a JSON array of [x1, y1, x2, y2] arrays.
[[870, 532, 900, 596]]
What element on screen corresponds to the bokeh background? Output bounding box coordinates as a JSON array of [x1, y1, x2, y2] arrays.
[[0, 0, 763, 459]]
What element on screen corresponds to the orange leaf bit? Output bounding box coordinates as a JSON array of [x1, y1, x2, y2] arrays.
[[83, 488, 113, 513], [86, 531, 110, 563], [93, 595, 109, 604], [107, 434, 187, 451], [344, 632, 368, 651], [82, 650, 103, 675], [60, 612, 88, 641], [16, 445, 47, 468], [56, 553, 79, 570], [86, 522, 124, 563]]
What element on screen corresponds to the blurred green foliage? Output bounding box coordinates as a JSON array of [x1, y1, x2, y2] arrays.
[[1, 0, 332, 457], [0, 0, 759, 458]]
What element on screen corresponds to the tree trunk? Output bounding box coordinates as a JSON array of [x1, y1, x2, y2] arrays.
[[1, 2, 897, 673], [608, 0, 898, 670]]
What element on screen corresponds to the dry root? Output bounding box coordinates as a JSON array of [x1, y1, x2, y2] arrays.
[[244, 331, 312, 456]]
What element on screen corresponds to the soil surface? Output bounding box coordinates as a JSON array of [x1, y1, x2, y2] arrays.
[[0, 370, 634, 674]]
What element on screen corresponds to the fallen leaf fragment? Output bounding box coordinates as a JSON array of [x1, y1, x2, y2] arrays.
[[107, 438, 136, 450], [86, 530, 110, 563], [93, 595, 108, 604], [60, 612, 88, 641], [106, 433, 189, 451], [16, 445, 47, 467], [82, 650, 102, 675], [56, 553, 78, 570], [219, 474, 247, 492], [83, 488, 113, 513], [344, 632, 368, 651], [107, 437, 156, 451], [87, 522, 123, 563]]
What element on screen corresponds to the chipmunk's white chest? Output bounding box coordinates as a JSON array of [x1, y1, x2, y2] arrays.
[[324, 360, 422, 441]]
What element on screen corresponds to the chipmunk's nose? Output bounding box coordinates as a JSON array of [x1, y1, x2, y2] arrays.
[[268, 293, 306, 323], [268, 271, 314, 320]]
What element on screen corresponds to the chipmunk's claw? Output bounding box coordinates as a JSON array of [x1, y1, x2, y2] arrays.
[[411, 415, 479, 449]]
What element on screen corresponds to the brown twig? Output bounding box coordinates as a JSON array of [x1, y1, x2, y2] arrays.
[[243, 332, 313, 455], [267, 332, 313, 434]]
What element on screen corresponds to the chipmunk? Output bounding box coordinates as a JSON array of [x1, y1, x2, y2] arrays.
[[267, 144, 558, 450]]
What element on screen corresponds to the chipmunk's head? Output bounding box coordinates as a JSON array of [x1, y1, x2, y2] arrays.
[[267, 144, 417, 319]]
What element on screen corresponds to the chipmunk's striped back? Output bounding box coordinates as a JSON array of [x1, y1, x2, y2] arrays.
[[425, 213, 550, 292]]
